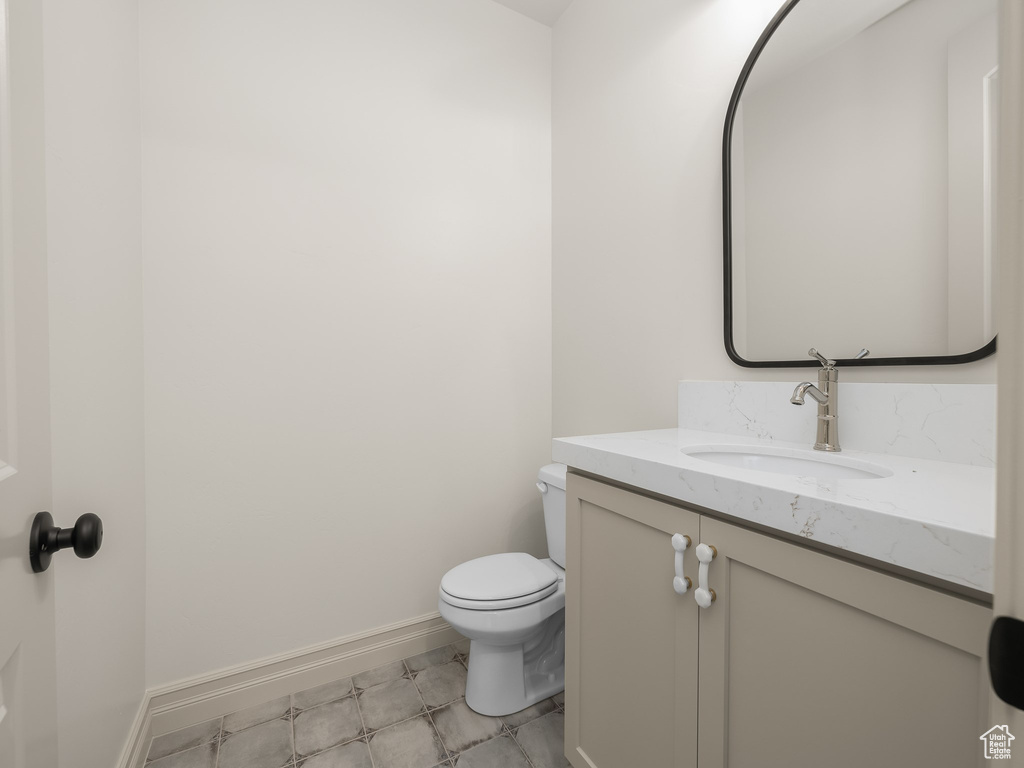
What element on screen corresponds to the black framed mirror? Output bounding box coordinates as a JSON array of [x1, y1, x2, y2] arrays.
[[723, 0, 998, 368]]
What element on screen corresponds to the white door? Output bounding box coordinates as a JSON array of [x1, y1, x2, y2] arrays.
[[991, 0, 1024, 742], [0, 0, 58, 765]]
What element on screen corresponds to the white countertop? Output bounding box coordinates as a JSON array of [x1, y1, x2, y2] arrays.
[[552, 428, 995, 594]]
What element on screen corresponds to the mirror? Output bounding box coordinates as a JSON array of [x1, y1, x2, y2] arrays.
[[724, 0, 998, 367]]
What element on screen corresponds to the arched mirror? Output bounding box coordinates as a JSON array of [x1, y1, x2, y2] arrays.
[[723, 0, 998, 367]]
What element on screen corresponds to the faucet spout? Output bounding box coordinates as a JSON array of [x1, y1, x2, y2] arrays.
[[789, 347, 857, 452], [791, 382, 829, 406]]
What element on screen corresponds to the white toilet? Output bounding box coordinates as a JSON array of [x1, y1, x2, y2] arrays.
[[438, 463, 567, 717]]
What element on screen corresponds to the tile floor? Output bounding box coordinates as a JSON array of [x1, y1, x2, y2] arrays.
[[145, 639, 568, 768]]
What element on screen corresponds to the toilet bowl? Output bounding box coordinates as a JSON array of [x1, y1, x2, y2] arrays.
[[438, 463, 567, 717]]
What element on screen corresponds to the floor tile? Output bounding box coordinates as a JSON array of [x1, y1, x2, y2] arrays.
[[218, 717, 294, 768], [453, 735, 531, 768], [148, 718, 222, 761], [514, 712, 569, 768], [353, 660, 407, 690], [358, 678, 425, 731], [294, 696, 364, 759], [147, 742, 218, 768], [450, 639, 471, 658], [500, 698, 556, 730], [224, 696, 291, 733], [298, 739, 373, 768], [430, 700, 502, 755], [293, 677, 355, 710], [413, 662, 467, 709], [552, 691, 565, 709], [368, 715, 447, 768], [404, 646, 456, 673]]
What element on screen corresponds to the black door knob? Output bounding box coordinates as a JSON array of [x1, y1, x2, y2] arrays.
[[29, 511, 104, 573]]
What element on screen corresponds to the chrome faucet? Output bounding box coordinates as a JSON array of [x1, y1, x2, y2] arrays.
[[790, 348, 868, 452]]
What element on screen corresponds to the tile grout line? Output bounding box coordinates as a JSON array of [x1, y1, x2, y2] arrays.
[[351, 681, 377, 768], [146, 717, 224, 765], [295, 672, 411, 758], [404, 656, 454, 767], [154, 658, 557, 768], [214, 716, 224, 768], [418, 645, 554, 768], [332, 651, 461, 765], [290, 707, 365, 764], [508, 708, 570, 768], [291, 685, 367, 765], [507, 724, 539, 768], [289, 697, 297, 768], [164, 648, 548, 768]]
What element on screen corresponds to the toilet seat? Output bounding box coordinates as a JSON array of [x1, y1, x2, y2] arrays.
[[440, 553, 558, 611], [440, 582, 558, 611]]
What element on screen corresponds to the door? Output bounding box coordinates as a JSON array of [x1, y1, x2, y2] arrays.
[[696, 516, 990, 768], [565, 473, 700, 768], [0, 0, 58, 765], [991, 0, 1024, 740]]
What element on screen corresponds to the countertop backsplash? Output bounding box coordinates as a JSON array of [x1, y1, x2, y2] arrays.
[[677, 381, 995, 468]]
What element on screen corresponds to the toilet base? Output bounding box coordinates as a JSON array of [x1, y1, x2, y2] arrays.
[[464, 610, 565, 717]]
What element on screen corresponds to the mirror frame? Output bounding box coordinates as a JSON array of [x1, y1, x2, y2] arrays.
[[722, 0, 998, 368]]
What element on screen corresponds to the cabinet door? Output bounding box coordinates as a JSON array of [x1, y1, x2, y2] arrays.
[[565, 474, 700, 768], [696, 515, 991, 768]]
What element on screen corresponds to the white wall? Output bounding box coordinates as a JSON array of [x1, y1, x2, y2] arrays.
[[141, 0, 552, 687], [43, 0, 147, 765], [552, 0, 996, 439]]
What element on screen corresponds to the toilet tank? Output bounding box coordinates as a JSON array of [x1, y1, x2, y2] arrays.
[[537, 463, 568, 568]]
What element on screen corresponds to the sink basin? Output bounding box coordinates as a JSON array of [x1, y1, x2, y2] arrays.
[[681, 445, 892, 481]]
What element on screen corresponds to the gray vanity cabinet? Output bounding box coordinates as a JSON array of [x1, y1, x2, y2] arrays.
[[565, 473, 992, 768], [564, 474, 700, 768]]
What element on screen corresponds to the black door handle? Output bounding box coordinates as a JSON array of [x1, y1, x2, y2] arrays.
[[29, 511, 103, 573], [990, 615, 1024, 711]]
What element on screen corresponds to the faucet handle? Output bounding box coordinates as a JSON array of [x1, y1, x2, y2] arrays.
[[854, 348, 870, 359], [807, 348, 835, 367]]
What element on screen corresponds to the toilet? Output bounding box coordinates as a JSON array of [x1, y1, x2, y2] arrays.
[[438, 463, 567, 717]]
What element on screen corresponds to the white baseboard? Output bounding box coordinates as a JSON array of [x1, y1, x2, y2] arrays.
[[118, 613, 458, 767]]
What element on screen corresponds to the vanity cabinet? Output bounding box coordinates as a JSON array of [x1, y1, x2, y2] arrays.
[[564, 473, 991, 768], [564, 475, 701, 767]]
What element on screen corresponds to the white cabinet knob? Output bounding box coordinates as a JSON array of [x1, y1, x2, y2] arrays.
[[672, 533, 691, 595], [694, 543, 717, 608]]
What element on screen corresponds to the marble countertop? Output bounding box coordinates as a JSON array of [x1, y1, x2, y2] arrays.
[[552, 428, 995, 594]]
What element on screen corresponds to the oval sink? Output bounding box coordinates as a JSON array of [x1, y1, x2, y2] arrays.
[[681, 445, 892, 481]]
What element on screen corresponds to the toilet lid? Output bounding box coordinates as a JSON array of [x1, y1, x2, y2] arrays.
[[441, 553, 557, 603]]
